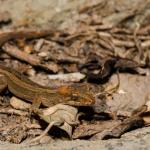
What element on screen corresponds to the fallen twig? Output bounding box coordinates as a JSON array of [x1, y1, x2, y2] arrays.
[[0, 108, 28, 116], [2, 43, 59, 72], [48, 72, 85, 82], [0, 29, 56, 47], [3, 43, 41, 66]]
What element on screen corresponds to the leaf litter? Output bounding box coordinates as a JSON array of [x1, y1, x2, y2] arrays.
[[0, 0, 150, 143]]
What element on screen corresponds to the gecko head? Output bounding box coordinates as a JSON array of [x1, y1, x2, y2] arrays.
[[67, 92, 95, 106], [58, 85, 95, 106]]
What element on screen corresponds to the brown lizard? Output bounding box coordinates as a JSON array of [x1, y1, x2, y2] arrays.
[[0, 64, 95, 110]]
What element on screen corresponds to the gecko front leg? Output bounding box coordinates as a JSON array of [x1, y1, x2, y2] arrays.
[[30, 95, 43, 114], [0, 75, 7, 92]]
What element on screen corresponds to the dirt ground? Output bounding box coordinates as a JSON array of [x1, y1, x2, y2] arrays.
[[1, 126, 150, 150], [0, 0, 150, 149]]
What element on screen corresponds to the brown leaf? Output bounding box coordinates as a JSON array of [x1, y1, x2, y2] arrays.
[[73, 120, 121, 139], [39, 104, 79, 138], [100, 116, 144, 140], [93, 73, 150, 118]]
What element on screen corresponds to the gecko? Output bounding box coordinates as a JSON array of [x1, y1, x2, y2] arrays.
[[0, 64, 95, 110]]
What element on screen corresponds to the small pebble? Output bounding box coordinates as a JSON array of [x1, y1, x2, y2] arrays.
[[24, 45, 33, 54], [34, 39, 44, 52], [27, 68, 36, 77], [38, 52, 48, 57]]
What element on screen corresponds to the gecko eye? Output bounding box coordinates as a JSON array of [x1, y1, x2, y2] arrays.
[[71, 93, 79, 100]]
